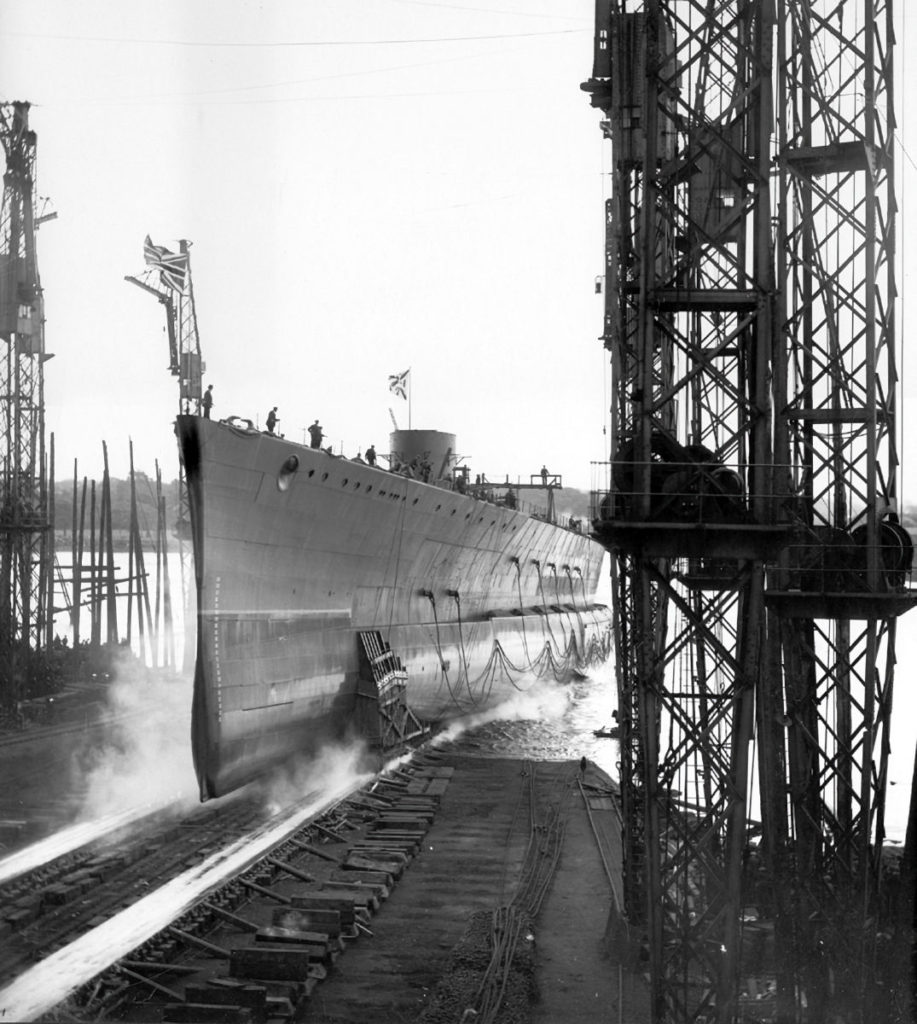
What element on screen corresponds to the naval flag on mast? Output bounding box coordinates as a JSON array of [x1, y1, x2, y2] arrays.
[[388, 368, 410, 400], [144, 235, 188, 294]]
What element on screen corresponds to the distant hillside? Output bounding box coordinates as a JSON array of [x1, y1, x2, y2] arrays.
[[53, 475, 181, 548], [553, 486, 592, 523]]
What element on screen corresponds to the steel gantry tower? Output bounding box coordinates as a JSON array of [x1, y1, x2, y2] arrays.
[[126, 237, 203, 674], [584, 2, 913, 1021], [0, 101, 53, 700]]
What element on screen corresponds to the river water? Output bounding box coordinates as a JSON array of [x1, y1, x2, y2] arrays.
[[52, 550, 191, 668], [444, 663, 916, 847]]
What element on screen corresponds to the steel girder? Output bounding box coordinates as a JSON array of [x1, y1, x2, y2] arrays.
[[126, 245, 202, 674], [587, 1, 911, 1020], [585, 2, 777, 1019], [762, 3, 910, 1020], [0, 102, 50, 697]]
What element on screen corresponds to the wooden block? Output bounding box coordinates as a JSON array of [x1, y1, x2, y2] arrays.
[[162, 1003, 254, 1024], [371, 820, 428, 834], [208, 977, 301, 1012], [343, 853, 402, 878], [266, 995, 296, 1018], [356, 834, 417, 846], [349, 844, 414, 861], [319, 882, 383, 909], [229, 945, 316, 981], [272, 906, 342, 936], [4, 907, 36, 930], [288, 894, 354, 925], [255, 927, 332, 957], [381, 805, 435, 818], [41, 884, 72, 906], [364, 829, 422, 843], [331, 866, 392, 889], [183, 985, 267, 1013]]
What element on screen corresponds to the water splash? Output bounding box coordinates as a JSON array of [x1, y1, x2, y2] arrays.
[[432, 677, 577, 748], [435, 672, 619, 779], [256, 739, 374, 817]]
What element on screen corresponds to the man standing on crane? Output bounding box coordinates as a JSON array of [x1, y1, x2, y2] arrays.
[[266, 407, 279, 434], [308, 419, 323, 449], [202, 384, 213, 419]]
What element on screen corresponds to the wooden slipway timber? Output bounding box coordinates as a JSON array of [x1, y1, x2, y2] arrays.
[[177, 415, 612, 800]]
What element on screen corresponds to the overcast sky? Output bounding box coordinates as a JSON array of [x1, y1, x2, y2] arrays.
[[1, 0, 609, 490], [2, 1, 916, 498]]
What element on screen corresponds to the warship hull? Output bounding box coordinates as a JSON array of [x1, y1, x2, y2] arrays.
[[177, 415, 612, 799]]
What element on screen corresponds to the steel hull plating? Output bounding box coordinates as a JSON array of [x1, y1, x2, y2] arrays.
[[177, 415, 611, 798]]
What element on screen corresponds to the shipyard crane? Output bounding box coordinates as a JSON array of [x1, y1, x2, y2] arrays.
[[0, 101, 54, 700], [583, 3, 912, 1021], [125, 237, 202, 673]]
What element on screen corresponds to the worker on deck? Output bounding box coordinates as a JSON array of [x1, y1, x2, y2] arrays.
[[308, 419, 324, 449], [202, 384, 213, 419], [541, 465, 549, 486], [266, 407, 279, 434], [365, 444, 376, 466]]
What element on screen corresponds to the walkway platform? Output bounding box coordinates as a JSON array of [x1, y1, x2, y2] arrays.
[[308, 752, 649, 1023]]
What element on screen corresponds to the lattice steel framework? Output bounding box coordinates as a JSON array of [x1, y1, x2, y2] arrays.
[[760, 3, 910, 1020], [584, 2, 912, 1021], [126, 239, 202, 674], [0, 101, 50, 698]]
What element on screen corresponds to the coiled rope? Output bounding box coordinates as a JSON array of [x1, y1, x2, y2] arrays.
[[471, 762, 576, 1024]]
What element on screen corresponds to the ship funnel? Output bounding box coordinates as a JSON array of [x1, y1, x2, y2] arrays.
[[389, 429, 457, 480]]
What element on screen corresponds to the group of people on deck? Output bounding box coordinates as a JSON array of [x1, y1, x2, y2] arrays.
[[199, 390, 519, 506]]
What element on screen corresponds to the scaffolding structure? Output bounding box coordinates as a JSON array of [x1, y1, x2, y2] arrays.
[[584, 2, 913, 1020], [0, 101, 53, 701]]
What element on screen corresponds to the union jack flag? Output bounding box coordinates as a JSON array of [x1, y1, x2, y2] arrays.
[[388, 368, 410, 400], [144, 235, 188, 293]]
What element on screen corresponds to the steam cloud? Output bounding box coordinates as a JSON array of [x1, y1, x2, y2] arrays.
[[256, 738, 376, 817], [72, 654, 197, 823], [0, 654, 197, 886]]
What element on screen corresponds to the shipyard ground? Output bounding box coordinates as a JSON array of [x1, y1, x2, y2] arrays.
[[308, 753, 649, 1024], [0, 709, 650, 1022]]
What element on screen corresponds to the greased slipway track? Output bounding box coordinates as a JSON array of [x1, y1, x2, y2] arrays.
[[178, 415, 612, 799]]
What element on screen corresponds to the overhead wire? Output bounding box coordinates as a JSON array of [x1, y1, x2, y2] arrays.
[[389, 0, 588, 22], [4, 27, 587, 49], [84, 46, 538, 104]]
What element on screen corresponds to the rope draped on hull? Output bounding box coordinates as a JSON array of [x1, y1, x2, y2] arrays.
[[420, 597, 613, 716]]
